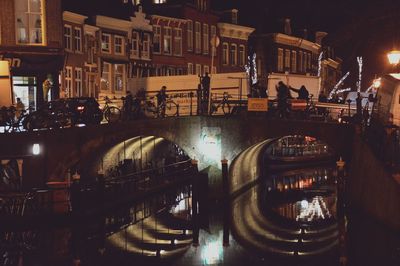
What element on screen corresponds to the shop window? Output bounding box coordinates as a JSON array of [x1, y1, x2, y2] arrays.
[[187, 20, 193, 52], [74, 27, 82, 52], [101, 62, 111, 90], [203, 24, 209, 55], [114, 64, 125, 91], [12, 76, 37, 110], [163, 27, 172, 55], [143, 33, 150, 59], [15, 0, 45, 45], [64, 25, 72, 51], [114, 35, 125, 55], [101, 33, 111, 53], [173, 28, 182, 56]]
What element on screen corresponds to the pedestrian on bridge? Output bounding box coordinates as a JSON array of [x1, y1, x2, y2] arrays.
[[156, 86, 168, 118]]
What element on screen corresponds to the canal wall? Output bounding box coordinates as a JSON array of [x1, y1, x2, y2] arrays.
[[347, 136, 400, 231]]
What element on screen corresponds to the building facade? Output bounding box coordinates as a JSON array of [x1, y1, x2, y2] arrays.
[[0, 0, 64, 109]]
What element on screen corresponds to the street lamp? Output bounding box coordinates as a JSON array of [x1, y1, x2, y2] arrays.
[[387, 50, 400, 65]]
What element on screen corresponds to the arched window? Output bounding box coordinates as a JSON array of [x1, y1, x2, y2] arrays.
[[230, 44, 237, 66], [222, 43, 229, 65]]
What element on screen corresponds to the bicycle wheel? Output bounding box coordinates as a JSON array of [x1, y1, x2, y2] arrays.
[[104, 107, 121, 123], [165, 101, 178, 117], [222, 102, 231, 115]]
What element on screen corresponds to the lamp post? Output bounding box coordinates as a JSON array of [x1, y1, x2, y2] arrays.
[[209, 35, 220, 115]]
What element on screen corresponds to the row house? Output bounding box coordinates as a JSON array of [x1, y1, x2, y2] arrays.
[[0, 0, 64, 109]]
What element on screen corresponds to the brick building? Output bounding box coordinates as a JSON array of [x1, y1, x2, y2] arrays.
[[0, 0, 64, 109]]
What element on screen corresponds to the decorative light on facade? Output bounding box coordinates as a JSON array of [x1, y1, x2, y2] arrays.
[[32, 144, 41, 155], [357, 56, 363, 92], [329, 71, 350, 99], [387, 50, 400, 65], [317, 52, 323, 77]]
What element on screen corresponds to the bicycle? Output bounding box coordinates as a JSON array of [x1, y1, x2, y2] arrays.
[[143, 97, 178, 118], [102, 96, 122, 123], [210, 92, 231, 115]]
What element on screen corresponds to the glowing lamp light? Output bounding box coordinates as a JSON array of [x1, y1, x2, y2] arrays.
[[387, 50, 400, 65], [373, 78, 381, 89], [32, 144, 41, 155]]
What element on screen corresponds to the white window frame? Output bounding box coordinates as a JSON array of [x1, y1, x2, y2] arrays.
[[131, 31, 139, 58], [64, 25, 72, 51], [65, 66, 73, 97], [291, 51, 297, 73], [195, 22, 201, 54], [222, 42, 229, 65], [195, 64, 201, 76], [203, 24, 209, 55], [239, 45, 245, 66], [114, 64, 125, 92], [74, 27, 82, 52], [101, 62, 111, 91], [230, 44, 237, 66], [74, 68, 83, 97], [142, 33, 150, 59], [163, 27, 172, 55], [114, 35, 125, 55], [187, 20, 193, 52], [15, 0, 45, 45], [153, 25, 161, 54], [101, 33, 111, 54], [277, 48, 284, 72], [173, 28, 182, 56], [188, 63, 193, 75]]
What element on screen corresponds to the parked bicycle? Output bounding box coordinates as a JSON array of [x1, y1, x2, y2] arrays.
[[143, 97, 178, 118], [102, 96, 122, 123], [210, 92, 231, 115]]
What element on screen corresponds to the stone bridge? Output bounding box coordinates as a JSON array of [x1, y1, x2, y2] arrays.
[[0, 116, 354, 190]]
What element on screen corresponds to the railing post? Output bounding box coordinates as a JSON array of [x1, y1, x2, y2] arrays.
[[221, 159, 230, 246], [191, 159, 199, 246]]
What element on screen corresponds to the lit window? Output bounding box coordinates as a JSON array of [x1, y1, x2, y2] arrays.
[[131, 32, 139, 57], [195, 64, 201, 76], [211, 25, 216, 56], [239, 45, 245, 66], [64, 25, 72, 50], [15, 0, 44, 45], [114, 35, 125, 55], [291, 51, 297, 73], [299, 51, 303, 72], [74, 27, 82, 52], [101, 33, 111, 53], [187, 20, 193, 51], [230, 44, 237, 66], [65, 66, 72, 97], [74, 68, 82, 96], [153, 26, 161, 54], [277, 48, 284, 72], [114, 64, 125, 91], [163, 27, 172, 55], [173, 28, 182, 56], [195, 22, 201, 54], [142, 33, 150, 59], [203, 24, 209, 54], [101, 62, 111, 90], [222, 43, 229, 65], [188, 63, 193, 75], [285, 49, 290, 69], [153, 0, 166, 3]]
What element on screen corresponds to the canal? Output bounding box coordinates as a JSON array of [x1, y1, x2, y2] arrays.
[[0, 164, 398, 266]]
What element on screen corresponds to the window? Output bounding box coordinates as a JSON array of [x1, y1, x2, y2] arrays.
[[74, 68, 82, 96], [131, 32, 139, 57], [64, 25, 72, 50], [101, 62, 111, 90], [163, 27, 172, 55], [212, 66, 217, 74], [239, 45, 245, 66], [203, 65, 209, 75], [291, 51, 297, 73], [114, 35, 124, 55], [203, 24, 209, 54], [153, 26, 161, 54], [65, 66, 72, 97], [222, 43, 229, 65], [142, 33, 150, 59], [101, 33, 111, 53], [188, 63, 193, 75], [173, 28, 182, 56], [307, 53, 311, 70], [284, 49, 290, 69], [86, 35, 95, 64], [74, 27, 82, 52], [187, 20, 193, 52], [114, 64, 125, 91], [303, 52, 307, 72], [277, 48, 284, 72], [15, 0, 44, 44], [195, 64, 201, 76], [211, 25, 216, 56], [230, 44, 237, 66], [153, 0, 166, 3], [195, 22, 201, 54], [299, 51, 303, 72]]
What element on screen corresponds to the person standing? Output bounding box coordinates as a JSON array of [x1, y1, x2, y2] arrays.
[[156, 86, 168, 118], [15, 98, 25, 119], [290, 85, 309, 100], [123, 91, 133, 120], [276, 81, 290, 118]]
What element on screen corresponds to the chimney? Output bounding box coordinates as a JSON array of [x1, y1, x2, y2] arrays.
[[315, 31, 328, 45], [284, 18, 292, 35], [231, 9, 238, 24]]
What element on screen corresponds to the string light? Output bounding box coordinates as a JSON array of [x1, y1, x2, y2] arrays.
[[329, 71, 350, 99], [357, 56, 363, 93], [317, 52, 323, 77]]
